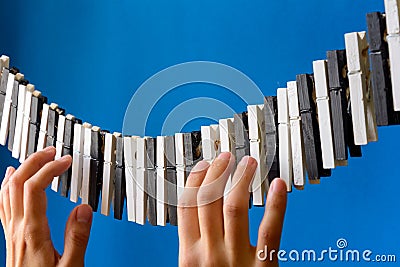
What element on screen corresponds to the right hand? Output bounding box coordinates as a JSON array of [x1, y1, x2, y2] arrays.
[[178, 152, 288, 267]]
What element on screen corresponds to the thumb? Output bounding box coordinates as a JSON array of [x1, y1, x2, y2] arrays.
[[61, 204, 93, 266]]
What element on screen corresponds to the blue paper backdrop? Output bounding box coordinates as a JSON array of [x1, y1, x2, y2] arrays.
[[0, 0, 399, 266]]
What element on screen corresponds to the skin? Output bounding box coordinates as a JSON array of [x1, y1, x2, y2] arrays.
[[178, 152, 287, 267], [0, 147, 93, 267], [0, 149, 287, 267]]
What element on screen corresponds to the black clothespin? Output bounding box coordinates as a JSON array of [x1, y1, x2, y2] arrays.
[[114, 133, 126, 220], [297, 74, 331, 182], [326, 50, 362, 160], [367, 12, 400, 126], [191, 131, 203, 166], [234, 111, 254, 208], [234, 111, 250, 165], [59, 116, 80, 197], [46, 104, 64, 148], [264, 96, 280, 183], [146, 137, 157, 225], [165, 135, 178, 226], [88, 127, 105, 212], [27, 91, 47, 157]]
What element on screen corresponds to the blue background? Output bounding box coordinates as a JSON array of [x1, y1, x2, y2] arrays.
[[0, 0, 399, 266]]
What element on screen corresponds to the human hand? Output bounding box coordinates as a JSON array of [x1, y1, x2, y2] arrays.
[[0, 147, 93, 267], [178, 152, 287, 267]]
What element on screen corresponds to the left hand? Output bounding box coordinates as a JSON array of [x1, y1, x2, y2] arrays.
[[0, 147, 93, 267]]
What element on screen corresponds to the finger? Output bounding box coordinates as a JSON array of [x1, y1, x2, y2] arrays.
[[12, 146, 56, 181], [224, 156, 257, 251], [1, 166, 14, 189], [256, 178, 287, 263], [178, 160, 209, 246], [23, 155, 72, 224], [197, 152, 234, 243], [0, 167, 15, 228], [9, 147, 56, 220], [61, 204, 93, 267]]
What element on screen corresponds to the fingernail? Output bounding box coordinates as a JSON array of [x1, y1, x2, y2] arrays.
[[77, 205, 93, 223], [192, 160, 209, 172], [217, 152, 231, 160]]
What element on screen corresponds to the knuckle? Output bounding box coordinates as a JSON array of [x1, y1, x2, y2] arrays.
[[26, 152, 51, 171], [6, 230, 18, 244], [185, 173, 200, 186], [197, 184, 224, 206], [180, 254, 207, 267], [177, 197, 191, 209], [24, 181, 38, 195], [244, 166, 257, 178], [185, 241, 227, 266], [210, 159, 225, 169], [177, 205, 193, 218], [7, 222, 17, 235], [223, 202, 244, 218], [8, 177, 22, 191], [259, 228, 271, 240], [270, 202, 282, 211], [23, 226, 50, 249], [269, 196, 285, 210], [178, 190, 198, 208], [1, 175, 12, 187], [68, 229, 89, 248], [28, 152, 44, 167], [179, 255, 197, 267], [197, 188, 214, 205], [203, 256, 222, 267], [2, 185, 10, 196], [22, 222, 39, 237], [9, 229, 27, 249], [259, 227, 279, 243], [178, 259, 191, 267]]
